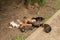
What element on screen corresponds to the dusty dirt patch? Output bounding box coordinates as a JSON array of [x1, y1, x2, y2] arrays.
[[0, 0, 60, 40]]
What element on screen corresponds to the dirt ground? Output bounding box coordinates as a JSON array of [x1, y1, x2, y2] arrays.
[[0, 0, 60, 40]]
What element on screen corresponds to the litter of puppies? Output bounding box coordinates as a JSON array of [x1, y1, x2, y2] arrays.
[[9, 17, 52, 33]]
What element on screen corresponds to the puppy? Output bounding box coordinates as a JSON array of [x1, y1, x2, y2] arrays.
[[42, 24, 52, 33], [32, 22, 41, 28], [9, 21, 20, 28], [32, 17, 44, 22]]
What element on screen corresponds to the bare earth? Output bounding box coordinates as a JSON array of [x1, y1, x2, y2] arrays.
[[0, 0, 60, 40], [26, 10, 60, 40]]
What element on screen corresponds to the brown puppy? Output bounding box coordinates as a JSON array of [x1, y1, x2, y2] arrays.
[[41, 24, 52, 33]]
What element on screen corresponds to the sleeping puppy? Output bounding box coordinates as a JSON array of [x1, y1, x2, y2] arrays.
[[32, 23, 52, 33], [32, 17, 44, 22], [41, 24, 52, 33], [9, 21, 20, 28], [44, 24, 51, 33], [20, 26, 34, 32], [32, 22, 41, 28]]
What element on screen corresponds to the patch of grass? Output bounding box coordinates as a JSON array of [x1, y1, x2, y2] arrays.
[[12, 29, 36, 40], [55, 0, 60, 2], [24, 0, 46, 6], [44, 13, 53, 21], [0, 15, 4, 19], [12, 32, 31, 40], [56, 6, 60, 10], [55, 0, 60, 9], [12, 35, 26, 40], [38, 0, 46, 5]]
